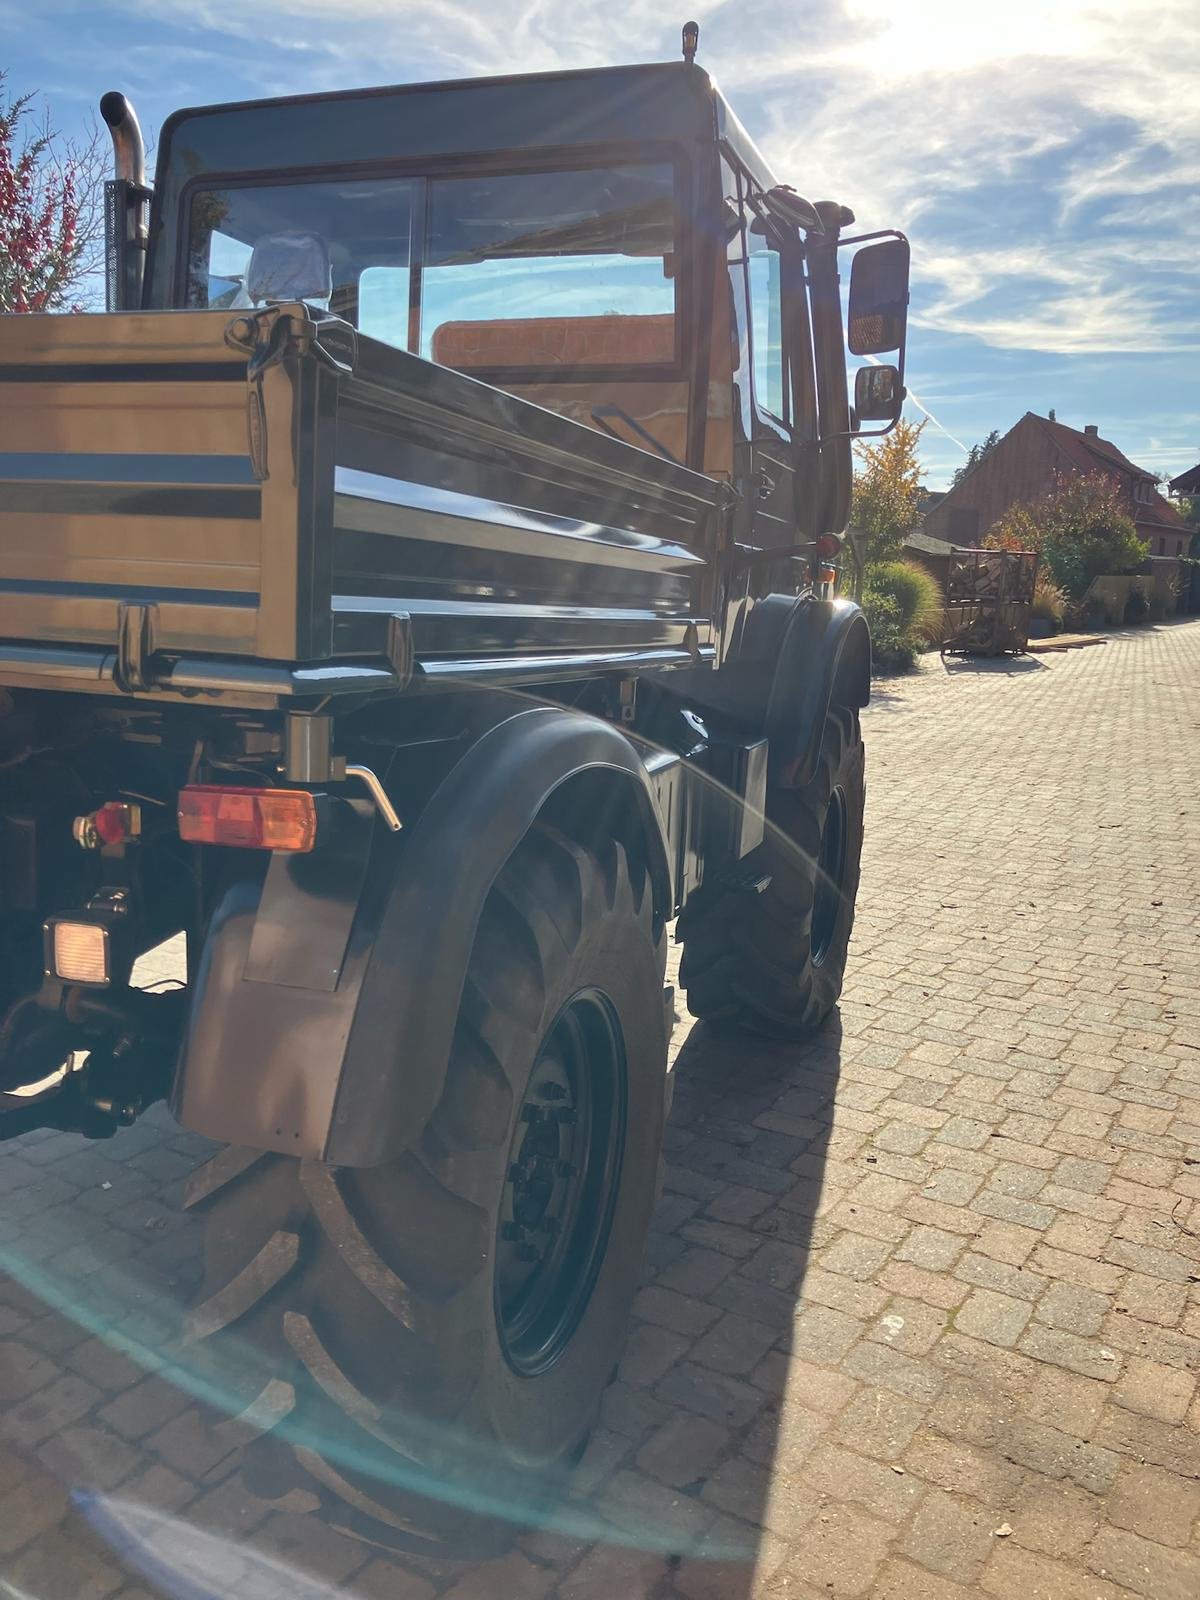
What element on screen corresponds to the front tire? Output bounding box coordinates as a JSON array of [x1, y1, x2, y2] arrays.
[[184, 822, 667, 1554], [678, 706, 865, 1038]]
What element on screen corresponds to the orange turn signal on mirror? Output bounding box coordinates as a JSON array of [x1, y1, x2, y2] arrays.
[[178, 785, 319, 853]]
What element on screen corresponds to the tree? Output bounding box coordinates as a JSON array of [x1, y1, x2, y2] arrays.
[[850, 417, 926, 566], [0, 74, 105, 313], [985, 471, 1148, 600], [949, 428, 1001, 489]]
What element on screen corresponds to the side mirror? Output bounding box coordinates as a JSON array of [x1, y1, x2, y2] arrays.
[[855, 363, 904, 423], [848, 238, 910, 356]]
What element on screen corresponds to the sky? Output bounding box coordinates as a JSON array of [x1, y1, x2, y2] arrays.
[[4, 0, 1198, 488]]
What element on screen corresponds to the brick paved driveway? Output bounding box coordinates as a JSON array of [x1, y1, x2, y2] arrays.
[[1, 621, 1198, 1600]]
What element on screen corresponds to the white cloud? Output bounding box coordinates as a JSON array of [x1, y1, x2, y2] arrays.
[[102, 0, 1199, 364], [749, 1, 1199, 355]]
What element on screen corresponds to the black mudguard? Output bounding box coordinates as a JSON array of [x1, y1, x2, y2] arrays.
[[659, 595, 870, 788], [171, 705, 672, 1166]]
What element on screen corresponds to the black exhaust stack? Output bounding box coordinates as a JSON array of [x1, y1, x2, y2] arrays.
[[100, 92, 149, 311]]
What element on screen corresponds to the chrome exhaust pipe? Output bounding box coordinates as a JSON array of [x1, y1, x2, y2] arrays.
[[100, 91, 146, 188], [98, 92, 148, 310]]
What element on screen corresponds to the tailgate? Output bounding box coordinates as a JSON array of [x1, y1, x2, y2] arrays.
[[0, 311, 285, 663]]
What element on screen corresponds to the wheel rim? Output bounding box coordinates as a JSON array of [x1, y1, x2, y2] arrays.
[[495, 989, 627, 1377], [811, 785, 849, 967]]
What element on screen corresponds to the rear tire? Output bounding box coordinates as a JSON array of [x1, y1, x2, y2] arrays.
[[184, 822, 667, 1555], [678, 706, 865, 1038]]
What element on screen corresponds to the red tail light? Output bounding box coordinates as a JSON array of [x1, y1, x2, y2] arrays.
[[178, 785, 318, 853], [815, 534, 844, 560]]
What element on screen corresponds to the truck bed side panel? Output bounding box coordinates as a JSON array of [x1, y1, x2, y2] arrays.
[[0, 313, 276, 660]]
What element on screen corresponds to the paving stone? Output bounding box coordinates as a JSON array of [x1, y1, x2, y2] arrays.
[[903, 1429, 1021, 1503], [1112, 1355, 1196, 1423], [1113, 1272, 1188, 1326], [895, 1225, 966, 1271], [439, 1552, 556, 1600], [97, 1374, 191, 1441], [1022, 1365, 1108, 1439], [973, 1219, 1041, 1266], [1106, 1462, 1200, 1548], [689, 1312, 778, 1377], [1004, 1474, 1101, 1558], [635, 1413, 730, 1489], [618, 1320, 691, 1387], [1035, 1280, 1111, 1336], [982, 1541, 1126, 1600], [789, 1303, 864, 1364], [842, 1339, 942, 1404], [349, 1558, 438, 1600], [652, 1362, 763, 1429], [248, 1511, 371, 1586], [632, 1285, 720, 1338], [556, 1544, 667, 1600], [0, 1473, 71, 1556], [3, 1372, 101, 1448], [953, 1288, 1032, 1348], [1017, 1323, 1122, 1382], [833, 1384, 927, 1460], [955, 1252, 1047, 1302], [873, 1559, 978, 1600], [818, 1230, 894, 1281], [2, 1531, 125, 1600], [1087, 1525, 1200, 1600], [778, 1499, 893, 1596], [996, 1416, 1121, 1493], [900, 1488, 994, 1583]]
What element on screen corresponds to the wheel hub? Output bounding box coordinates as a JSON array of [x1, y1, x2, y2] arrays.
[[495, 990, 626, 1376]]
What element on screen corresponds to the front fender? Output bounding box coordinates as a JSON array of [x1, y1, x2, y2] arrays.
[[172, 705, 672, 1167], [653, 594, 869, 788], [762, 595, 870, 786]]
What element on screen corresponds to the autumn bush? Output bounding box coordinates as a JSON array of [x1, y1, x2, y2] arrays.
[[0, 73, 101, 314], [986, 471, 1148, 601]]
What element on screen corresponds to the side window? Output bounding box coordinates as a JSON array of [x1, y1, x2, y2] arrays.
[[746, 222, 787, 426], [721, 157, 753, 442]]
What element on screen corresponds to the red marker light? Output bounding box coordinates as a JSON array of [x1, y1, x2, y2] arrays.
[[178, 785, 318, 853]]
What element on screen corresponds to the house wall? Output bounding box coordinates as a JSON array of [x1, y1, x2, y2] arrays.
[[1137, 519, 1190, 559], [924, 416, 1058, 545]]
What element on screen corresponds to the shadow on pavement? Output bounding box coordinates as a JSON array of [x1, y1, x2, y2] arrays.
[[0, 1007, 845, 1599], [939, 654, 1047, 676]]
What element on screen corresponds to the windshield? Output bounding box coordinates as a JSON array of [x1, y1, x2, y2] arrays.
[[184, 162, 679, 374]]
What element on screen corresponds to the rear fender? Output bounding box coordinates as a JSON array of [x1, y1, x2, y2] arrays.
[[172, 705, 672, 1167]]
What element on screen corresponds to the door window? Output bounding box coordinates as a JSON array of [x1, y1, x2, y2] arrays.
[[746, 225, 787, 426]]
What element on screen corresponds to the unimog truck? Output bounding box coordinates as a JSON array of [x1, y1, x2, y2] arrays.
[[0, 33, 908, 1552]]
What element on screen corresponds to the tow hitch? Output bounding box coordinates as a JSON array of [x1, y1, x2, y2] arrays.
[[0, 982, 184, 1141]]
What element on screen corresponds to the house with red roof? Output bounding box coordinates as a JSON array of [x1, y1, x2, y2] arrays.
[[925, 413, 1192, 559]]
